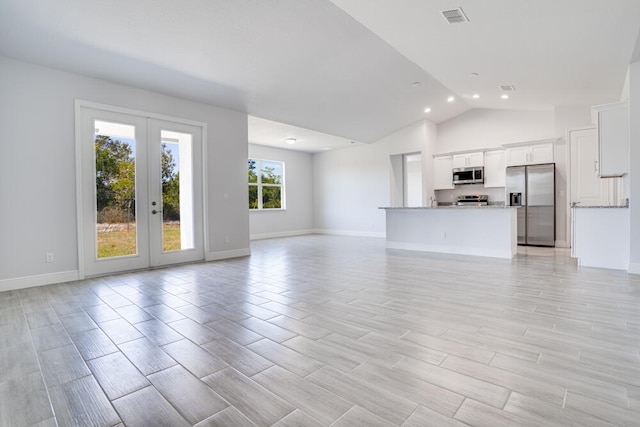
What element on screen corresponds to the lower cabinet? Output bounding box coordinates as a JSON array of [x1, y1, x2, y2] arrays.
[[572, 207, 629, 270]]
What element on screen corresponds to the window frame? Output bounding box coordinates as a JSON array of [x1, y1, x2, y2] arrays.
[[248, 158, 286, 210]]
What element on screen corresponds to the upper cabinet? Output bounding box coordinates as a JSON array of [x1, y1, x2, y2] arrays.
[[483, 150, 506, 188], [433, 155, 454, 190], [452, 151, 484, 168], [593, 101, 629, 177], [505, 141, 554, 166]]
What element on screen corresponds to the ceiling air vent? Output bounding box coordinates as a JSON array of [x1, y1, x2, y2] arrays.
[[500, 85, 516, 92], [441, 7, 469, 24]]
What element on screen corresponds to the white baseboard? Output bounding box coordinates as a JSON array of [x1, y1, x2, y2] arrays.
[[313, 229, 386, 238], [206, 248, 251, 261], [386, 241, 515, 259], [0, 270, 81, 292], [628, 262, 640, 275], [250, 229, 314, 241], [555, 240, 569, 248]]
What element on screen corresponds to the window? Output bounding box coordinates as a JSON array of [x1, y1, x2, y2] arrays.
[[248, 158, 285, 209]]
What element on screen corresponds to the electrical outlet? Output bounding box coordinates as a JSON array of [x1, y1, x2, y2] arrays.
[[45, 252, 54, 263]]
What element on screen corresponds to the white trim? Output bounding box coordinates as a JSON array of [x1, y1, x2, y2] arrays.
[[313, 229, 386, 238], [629, 262, 640, 275], [555, 240, 569, 248], [205, 248, 251, 261], [74, 100, 86, 280], [250, 230, 314, 241], [386, 241, 515, 259], [0, 271, 80, 292], [501, 137, 560, 148], [75, 100, 207, 127], [202, 124, 210, 257]]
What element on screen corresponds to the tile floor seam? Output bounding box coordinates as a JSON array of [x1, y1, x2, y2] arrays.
[[21, 297, 61, 427]]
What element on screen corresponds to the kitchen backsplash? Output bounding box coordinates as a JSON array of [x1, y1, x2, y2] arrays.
[[435, 185, 505, 205]]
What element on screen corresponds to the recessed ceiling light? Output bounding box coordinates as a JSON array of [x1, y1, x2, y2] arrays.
[[286, 138, 296, 145], [500, 94, 509, 99], [447, 96, 455, 103], [470, 72, 480, 77], [472, 94, 480, 99], [424, 107, 432, 113]]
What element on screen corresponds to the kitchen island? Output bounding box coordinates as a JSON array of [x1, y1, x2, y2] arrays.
[[380, 206, 519, 259]]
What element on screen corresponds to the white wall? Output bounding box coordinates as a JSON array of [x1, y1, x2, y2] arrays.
[[248, 144, 314, 239], [313, 120, 437, 236], [0, 56, 249, 287], [436, 109, 556, 153], [629, 60, 640, 274]]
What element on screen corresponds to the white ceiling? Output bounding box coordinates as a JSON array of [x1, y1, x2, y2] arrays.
[[330, 0, 640, 111], [1, 0, 639, 152], [248, 116, 360, 153]]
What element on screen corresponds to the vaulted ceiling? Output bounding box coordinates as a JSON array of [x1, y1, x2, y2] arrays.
[[1, 0, 639, 151]]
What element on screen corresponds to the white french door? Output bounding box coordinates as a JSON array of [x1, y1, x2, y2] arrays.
[[77, 103, 204, 277]]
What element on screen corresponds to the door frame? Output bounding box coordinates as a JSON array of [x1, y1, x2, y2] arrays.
[[74, 100, 208, 279], [566, 125, 597, 252]]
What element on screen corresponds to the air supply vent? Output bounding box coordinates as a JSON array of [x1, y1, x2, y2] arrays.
[[441, 7, 469, 24], [500, 85, 516, 92]]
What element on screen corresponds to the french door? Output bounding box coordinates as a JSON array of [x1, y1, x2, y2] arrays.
[[77, 104, 204, 276]]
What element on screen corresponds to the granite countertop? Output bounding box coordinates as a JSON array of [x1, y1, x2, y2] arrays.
[[572, 205, 629, 209], [379, 205, 519, 210]]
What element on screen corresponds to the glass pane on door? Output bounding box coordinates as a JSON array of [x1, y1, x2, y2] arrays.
[[160, 130, 194, 252], [94, 120, 137, 258]]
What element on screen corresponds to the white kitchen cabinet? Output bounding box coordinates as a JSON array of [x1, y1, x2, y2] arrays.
[[452, 151, 484, 168], [506, 142, 553, 166], [483, 150, 506, 187], [572, 207, 629, 270], [433, 155, 454, 189], [593, 101, 629, 177]]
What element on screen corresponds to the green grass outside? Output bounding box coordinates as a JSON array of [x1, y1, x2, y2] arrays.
[[97, 223, 181, 258]]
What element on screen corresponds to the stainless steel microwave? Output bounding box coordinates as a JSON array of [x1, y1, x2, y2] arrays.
[[452, 166, 484, 184]]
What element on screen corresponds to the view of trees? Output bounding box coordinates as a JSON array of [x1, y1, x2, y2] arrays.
[[248, 159, 283, 209], [95, 135, 180, 223]]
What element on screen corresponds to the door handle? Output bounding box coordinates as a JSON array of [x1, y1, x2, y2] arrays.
[[152, 209, 162, 215]]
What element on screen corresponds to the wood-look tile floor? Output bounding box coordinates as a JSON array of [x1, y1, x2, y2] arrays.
[[2, 235, 640, 426]]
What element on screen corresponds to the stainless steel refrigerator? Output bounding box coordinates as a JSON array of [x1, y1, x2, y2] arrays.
[[506, 163, 555, 247]]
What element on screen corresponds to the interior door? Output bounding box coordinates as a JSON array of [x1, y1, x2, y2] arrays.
[[78, 104, 204, 277], [569, 127, 610, 207], [403, 153, 422, 207]]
